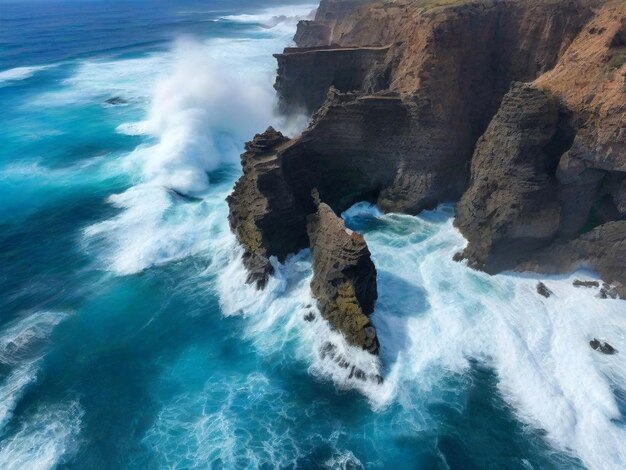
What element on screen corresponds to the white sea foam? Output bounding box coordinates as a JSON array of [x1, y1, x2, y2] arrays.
[[0, 311, 69, 434], [0, 311, 68, 365], [216, 241, 389, 402], [338, 203, 626, 470], [0, 363, 39, 432], [213, 201, 626, 468], [0, 65, 53, 86], [221, 4, 316, 33], [0, 401, 83, 470], [30, 55, 166, 108], [84, 9, 308, 275]]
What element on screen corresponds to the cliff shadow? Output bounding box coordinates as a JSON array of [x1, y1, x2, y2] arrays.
[[373, 269, 430, 369]]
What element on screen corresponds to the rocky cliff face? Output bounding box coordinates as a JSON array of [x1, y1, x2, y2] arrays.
[[228, 0, 626, 353], [455, 82, 571, 272], [456, 0, 626, 295]]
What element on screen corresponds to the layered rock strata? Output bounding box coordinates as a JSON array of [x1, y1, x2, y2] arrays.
[[228, 0, 626, 353]]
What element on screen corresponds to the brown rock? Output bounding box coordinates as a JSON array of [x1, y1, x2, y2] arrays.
[[455, 83, 570, 272], [226, 127, 307, 288], [307, 202, 379, 354]]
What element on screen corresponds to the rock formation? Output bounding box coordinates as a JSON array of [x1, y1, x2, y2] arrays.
[[307, 201, 379, 353], [228, 0, 626, 353], [455, 83, 570, 273]]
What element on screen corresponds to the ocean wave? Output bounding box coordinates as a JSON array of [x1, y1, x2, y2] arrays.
[[0, 401, 83, 470], [341, 204, 626, 470], [0, 363, 39, 432], [84, 19, 307, 275], [0, 311, 70, 434], [0, 65, 53, 86], [0, 311, 68, 366], [220, 4, 316, 31]]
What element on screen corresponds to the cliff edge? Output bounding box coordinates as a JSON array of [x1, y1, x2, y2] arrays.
[[228, 0, 626, 353]]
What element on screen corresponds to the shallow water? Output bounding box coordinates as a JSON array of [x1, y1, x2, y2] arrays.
[[1, 1, 625, 468]]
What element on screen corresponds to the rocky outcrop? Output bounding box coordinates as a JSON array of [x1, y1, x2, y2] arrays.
[[274, 46, 390, 114], [455, 83, 570, 272], [590, 339, 617, 355], [520, 222, 626, 297], [456, 1, 625, 291], [227, 127, 306, 288], [228, 0, 626, 352], [307, 202, 379, 353]]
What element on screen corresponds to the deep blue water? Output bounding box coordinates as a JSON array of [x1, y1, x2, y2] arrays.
[[1, 1, 625, 468]]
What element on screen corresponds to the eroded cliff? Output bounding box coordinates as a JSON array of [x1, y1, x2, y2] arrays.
[[228, 0, 626, 353]]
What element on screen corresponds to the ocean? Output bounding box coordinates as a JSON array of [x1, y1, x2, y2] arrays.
[[0, 1, 625, 468]]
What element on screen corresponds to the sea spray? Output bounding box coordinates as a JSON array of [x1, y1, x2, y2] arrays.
[[84, 27, 307, 275], [343, 202, 626, 470]]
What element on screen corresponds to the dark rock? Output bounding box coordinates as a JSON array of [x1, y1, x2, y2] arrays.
[[320, 341, 337, 360], [536, 282, 553, 298], [105, 96, 127, 105], [308, 202, 379, 354], [520, 221, 626, 298], [573, 280, 600, 288], [303, 311, 316, 322], [452, 252, 465, 263], [589, 338, 617, 354], [274, 46, 390, 115], [456, 83, 566, 273], [226, 127, 302, 288], [599, 283, 620, 299], [348, 366, 367, 381]]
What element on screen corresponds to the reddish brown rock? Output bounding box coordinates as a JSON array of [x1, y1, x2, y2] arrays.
[[455, 83, 570, 272], [307, 202, 379, 353]]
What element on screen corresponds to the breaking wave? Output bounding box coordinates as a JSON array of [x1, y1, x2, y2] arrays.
[[0, 65, 53, 86]]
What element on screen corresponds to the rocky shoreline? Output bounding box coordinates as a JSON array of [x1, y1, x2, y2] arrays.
[[228, 0, 626, 353]]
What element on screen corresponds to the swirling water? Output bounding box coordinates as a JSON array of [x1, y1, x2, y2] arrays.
[[1, 1, 625, 468]]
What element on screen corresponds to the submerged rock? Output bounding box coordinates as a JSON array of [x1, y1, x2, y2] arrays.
[[589, 339, 617, 355], [599, 283, 620, 300], [105, 96, 127, 105], [536, 282, 553, 298]]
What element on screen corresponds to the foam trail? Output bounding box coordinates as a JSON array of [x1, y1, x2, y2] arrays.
[[341, 202, 626, 470], [0, 65, 52, 86], [0, 312, 68, 365], [0, 364, 38, 431], [0, 311, 69, 434], [0, 401, 83, 470]]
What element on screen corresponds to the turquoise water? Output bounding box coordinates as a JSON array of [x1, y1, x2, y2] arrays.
[[1, 1, 625, 468]]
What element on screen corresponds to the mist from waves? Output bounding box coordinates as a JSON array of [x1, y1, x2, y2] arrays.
[[1, 1, 624, 468]]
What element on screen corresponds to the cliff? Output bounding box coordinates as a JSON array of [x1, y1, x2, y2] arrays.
[[228, 0, 626, 353]]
